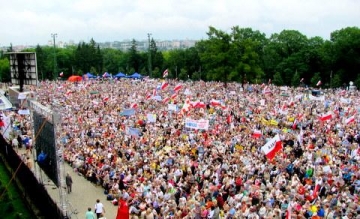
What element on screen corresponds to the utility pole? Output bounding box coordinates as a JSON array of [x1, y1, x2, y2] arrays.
[[330, 70, 333, 88], [175, 65, 178, 79], [51, 33, 57, 80], [147, 33, 152, 78], [199, 66, 202, 80]]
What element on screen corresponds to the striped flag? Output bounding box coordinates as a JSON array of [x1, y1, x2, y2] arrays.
[[316, 80, 322, 86], [163, 69, 169, 78], [319, 112, 332, 121], [261, 134, 282, 160], [161, 81, 169, 90], [130, 102, 138, 109], [174, 84, 183, 92], [252, 130, 262, 138], [344, 115, 355, 125], [59, 72, 64, 77]]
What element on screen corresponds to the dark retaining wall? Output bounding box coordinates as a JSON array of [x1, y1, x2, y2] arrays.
[[0, 134, 64, 219]]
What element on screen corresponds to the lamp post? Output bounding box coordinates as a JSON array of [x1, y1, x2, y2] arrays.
[[147, 33, 152, 78], [51, 33, 57, 80]]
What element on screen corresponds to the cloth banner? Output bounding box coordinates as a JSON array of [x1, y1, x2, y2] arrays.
[[168, 104, 178, 111], [18, 109, 30, 115], [185, 118, 209, 130], [309, 95, 325, 101], [125, 127, 141, 137], [147, 114, 157, 123], [18, 93, 27, 99], [120, 108, 135, 116]]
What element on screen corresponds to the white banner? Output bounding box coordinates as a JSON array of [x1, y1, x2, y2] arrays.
[[309, 95, 325, 101], [185, 118, 209, 130], [168, 104, 178, 111], [18, 93, 27, 99], [18, 109, 30, 115], [146, 113, 157, 123]]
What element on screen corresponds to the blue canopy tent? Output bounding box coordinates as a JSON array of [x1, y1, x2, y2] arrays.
[[84, 72, 96, 78], [129, 73, 142, 79], [102, 72, 111, 78], [114, 72, 126, 78]]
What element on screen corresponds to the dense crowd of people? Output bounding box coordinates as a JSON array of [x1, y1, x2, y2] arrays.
[[4, 78, 360, 218]]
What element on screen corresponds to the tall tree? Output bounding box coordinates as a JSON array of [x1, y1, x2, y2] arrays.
[[127, 39, 141, 74], [197, 26, 232, 85]]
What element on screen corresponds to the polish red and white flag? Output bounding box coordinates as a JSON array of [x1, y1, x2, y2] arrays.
[[210, 99, 221, 107], [162, 69, 169, 78], [252, 130, 262, 138], [161, 81, 169, 90], [261, 134, 282, 160], [130, 102, 138, 109], [316, 80, 322, 86], [162, 97, 170, 103], [171, 93, 178, 100], [319, 112, 332, 121], [344, 115, 355, 125], [174, 84, 183, 92]]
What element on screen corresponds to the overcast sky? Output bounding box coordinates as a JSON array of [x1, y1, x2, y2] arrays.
[[1, 0, 359, 46]]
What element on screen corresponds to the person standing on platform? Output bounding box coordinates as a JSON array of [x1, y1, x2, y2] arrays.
[[65, 172, 73, 194], [116, 196, 129, 219], [85, 207, 96, 219], [94, 199, 105, 219]]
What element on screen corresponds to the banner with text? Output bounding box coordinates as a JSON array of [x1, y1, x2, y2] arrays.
[[185, 118, 209, 130]]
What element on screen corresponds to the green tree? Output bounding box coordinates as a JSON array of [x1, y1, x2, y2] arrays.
[[178, 68, 188, 81], [331, 72, 342, 88], [127, 39, 141, 74], [0, 58, 10, 82], [35, 45, 46, 80], [330, 27, 360, 84], [74, 38, 103, 74], [291, 70, 301, 87], [197, 26, 232, 85], [273, 72, 283, 85], [310, 72, 322, 87]]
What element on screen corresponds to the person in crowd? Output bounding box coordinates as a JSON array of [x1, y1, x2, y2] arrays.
[[5, 79, 360, 218]]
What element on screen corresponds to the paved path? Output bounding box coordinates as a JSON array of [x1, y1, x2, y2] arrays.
[[18, 149, 118, 219]]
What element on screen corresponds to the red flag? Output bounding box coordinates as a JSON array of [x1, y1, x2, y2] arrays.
[[292, 119, 298, 130], [319, 112, 332, 121], [103, 97, 109, 102], [171, 93, 178, 100], [252, 130, 262, 138], [344, 115, 355, 125], [145, 92, 152, 100], [130, 102, 138, 109], [210, 99, 221, 107], [226, 115, 232, 124], [163, 69, 169, 78], [261, 134, 282, 160], [162, 97, 170, 103], [174, 84, 183, 92], [286, 202, 292, 219], [161, 81, 169, 90]]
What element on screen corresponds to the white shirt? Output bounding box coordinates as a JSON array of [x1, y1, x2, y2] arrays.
[[94, 202, 104, 213]]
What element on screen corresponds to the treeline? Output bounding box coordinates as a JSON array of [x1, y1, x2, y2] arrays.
[[0, 26, 359, 88]]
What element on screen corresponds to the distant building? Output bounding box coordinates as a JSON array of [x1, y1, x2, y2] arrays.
[[5, 39, 199, 52]]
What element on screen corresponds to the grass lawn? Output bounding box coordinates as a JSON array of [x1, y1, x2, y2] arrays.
[[0, 159, 35, 219]]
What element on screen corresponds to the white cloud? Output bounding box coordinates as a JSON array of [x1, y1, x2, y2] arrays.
[[0, 0, 359, 46]]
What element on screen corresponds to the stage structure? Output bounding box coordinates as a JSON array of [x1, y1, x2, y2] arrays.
[[6, 52, 38, 92], [6, 52, 70, 218]]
